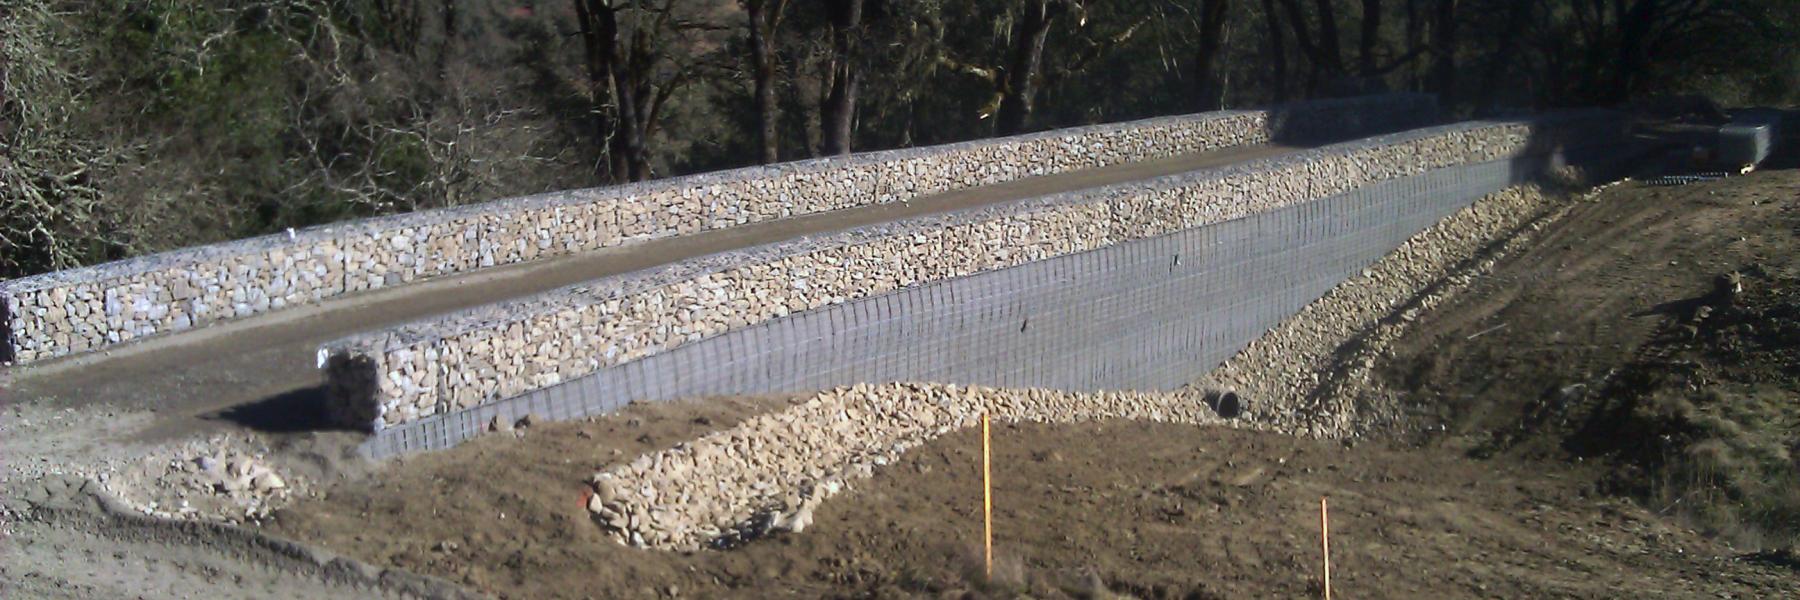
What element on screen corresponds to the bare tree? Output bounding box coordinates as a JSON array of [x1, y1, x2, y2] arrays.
[[933, 1, 1088, 136], [1276, 0, 1345, 94], [821, 0, 862, 155], [1259, 0, 1290, 101], [1358, 0, 1381, 74], [1428, 0, 1456, 103], [743, 0, 789, 163], [573, 0, 709, 182], [1194, 0, 1232, 110], [993, 0, 1073, 134]]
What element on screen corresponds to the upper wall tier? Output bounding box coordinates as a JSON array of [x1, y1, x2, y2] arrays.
[[1, 94, 1434, 365], [321, 111, 1626, 431]]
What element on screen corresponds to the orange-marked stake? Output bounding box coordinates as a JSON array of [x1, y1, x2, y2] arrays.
[[1321, 496, 1332, 600], [982, 412, 994, 580]]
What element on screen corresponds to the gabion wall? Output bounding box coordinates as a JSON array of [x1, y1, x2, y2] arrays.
[[1, 95, 1434, 365], [325, 111, 1626, 439]]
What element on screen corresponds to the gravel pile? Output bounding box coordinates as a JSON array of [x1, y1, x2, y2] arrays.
[[585, 382, 1232, 550], [0, 402, 298, 525]]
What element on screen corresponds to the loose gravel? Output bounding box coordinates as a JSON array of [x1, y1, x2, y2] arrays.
[[586, 382, 1236, 550], [1, 400, 301, 526]]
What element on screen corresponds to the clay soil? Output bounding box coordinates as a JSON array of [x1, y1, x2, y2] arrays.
[[260, 165, 1800, 598]]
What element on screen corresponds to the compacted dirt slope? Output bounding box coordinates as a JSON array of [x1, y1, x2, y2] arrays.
[[1374, 163, 1800, 549]]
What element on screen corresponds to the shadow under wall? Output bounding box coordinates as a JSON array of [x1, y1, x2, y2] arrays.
[[0, 297, 12, 364], [208, 384, 358, 434]]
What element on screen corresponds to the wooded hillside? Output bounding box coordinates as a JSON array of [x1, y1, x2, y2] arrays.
[[3, 0, 1794, 278]]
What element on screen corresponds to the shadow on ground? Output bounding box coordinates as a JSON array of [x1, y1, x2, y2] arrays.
[[206, 386, 353, 434]]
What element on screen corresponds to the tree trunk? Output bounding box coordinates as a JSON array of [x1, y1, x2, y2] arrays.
[[821, 0, 862, 156], [1475, 0, 1531, 115], [573, 0, 623, 181], [615, 28, 651, 182], [1259, 0, 1289, 101], [745, 0, 785, 163], [1403, 0, 1423, 88], [1312, 0, 1344, 74], [1359, 0, 1382, 75], [1194, 0, 1232, 111], [1276, 0, 1336, 95], [995, 0, 1062, 136], [436, 0, 458, 84], [1612, 0, 1658, 104], [1428, 0, 1457, 105]]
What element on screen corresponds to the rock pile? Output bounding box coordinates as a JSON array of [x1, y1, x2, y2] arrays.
[[1, 402, 302, 526], [95, 440, 298, 523], [585, 382, 1231, 550]]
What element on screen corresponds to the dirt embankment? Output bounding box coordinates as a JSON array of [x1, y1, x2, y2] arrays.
[[1375, 168, 1800, 549]]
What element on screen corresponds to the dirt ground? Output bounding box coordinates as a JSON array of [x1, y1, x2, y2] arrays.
[[258, 160, 1800, 598], [264, 405, 1799, 599]]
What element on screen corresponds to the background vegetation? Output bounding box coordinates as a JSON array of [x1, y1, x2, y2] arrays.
[[3, 0, 1796, 278]]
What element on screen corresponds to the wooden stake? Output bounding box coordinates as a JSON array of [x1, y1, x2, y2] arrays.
[[1321, 496, 1332, 600], [982, 412, 994, 580]]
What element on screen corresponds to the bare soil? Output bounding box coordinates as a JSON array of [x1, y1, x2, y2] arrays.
[[265, 407, 1800, 599], [1376, 165, 1800, 548]]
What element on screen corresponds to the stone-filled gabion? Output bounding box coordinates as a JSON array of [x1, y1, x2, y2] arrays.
[[319, 111, 1628, 430], [0, 95, 1437, 365], [585, 382, 1231, 550]]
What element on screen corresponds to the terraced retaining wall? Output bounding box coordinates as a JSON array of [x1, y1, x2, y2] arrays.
[[0, 95, 1432, 366], [323, 112, 1627, 455]]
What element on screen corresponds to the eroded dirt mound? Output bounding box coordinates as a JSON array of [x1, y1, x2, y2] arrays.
[[1377, 169, 1800, 549]]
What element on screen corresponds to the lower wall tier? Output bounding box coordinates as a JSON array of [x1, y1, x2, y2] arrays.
[[358, 142, 1622, 457]]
